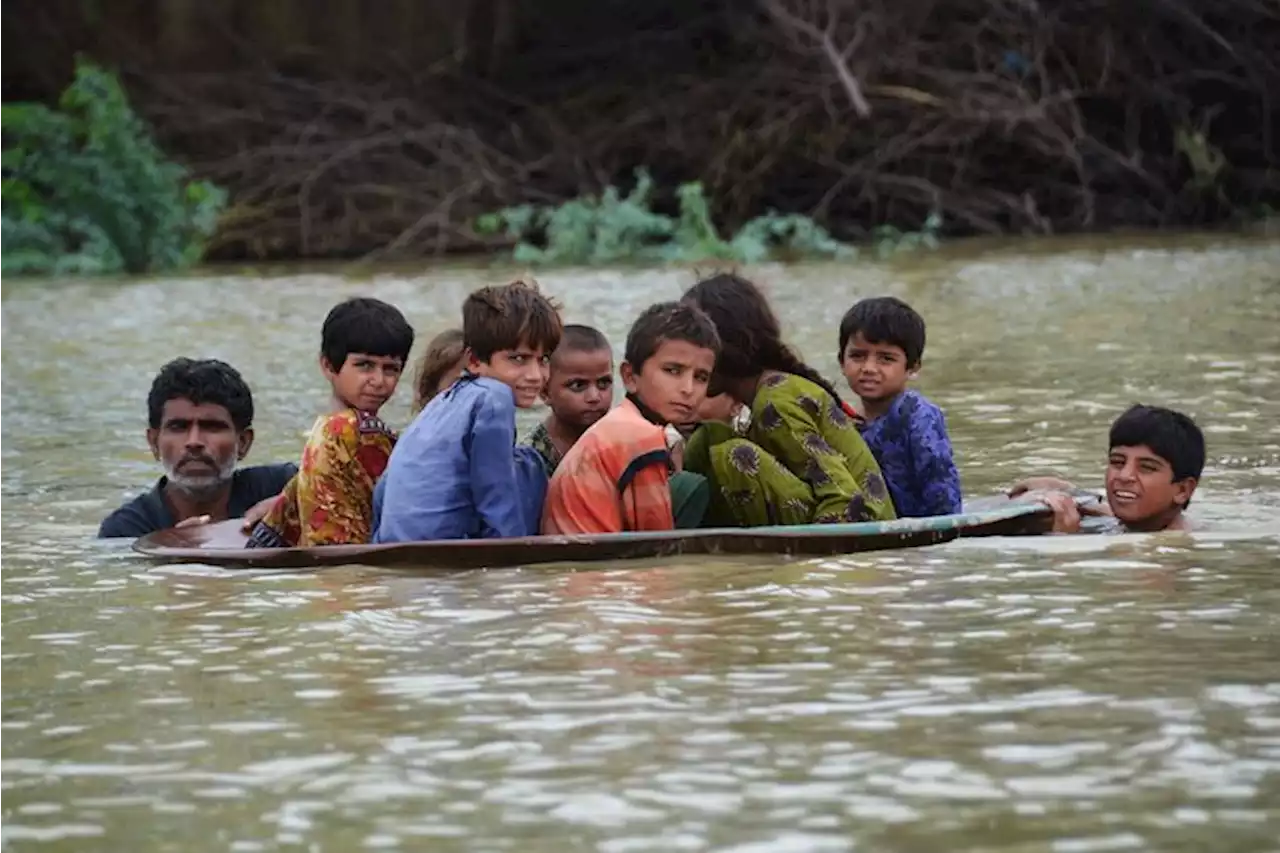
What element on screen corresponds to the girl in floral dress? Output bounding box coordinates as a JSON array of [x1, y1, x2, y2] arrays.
[[681, 273, 896, 527]]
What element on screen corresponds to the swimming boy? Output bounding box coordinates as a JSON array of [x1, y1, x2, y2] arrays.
[[838, 296, 962, 517], [99, 358, 297, 537], [523, 324, 615, 475], [542, 301, 720, 535], [246, 297, 414, 547], [1009, 404, 1205, 533], [373, 279, 562, 542]]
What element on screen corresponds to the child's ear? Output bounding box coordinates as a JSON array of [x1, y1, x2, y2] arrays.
[[319, 354, 339, 378], [907, 359, 922, 380], [1172, 476, 1198, 508], [464, 347, 484, 372], [619, 360, 639, 394]]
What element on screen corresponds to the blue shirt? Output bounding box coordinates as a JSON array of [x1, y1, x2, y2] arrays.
[[372, 375, 547, 542], [859, 390, 962, 517]]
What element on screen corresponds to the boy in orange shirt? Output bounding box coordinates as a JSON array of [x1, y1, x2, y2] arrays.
[[542, 301, 720, 534]]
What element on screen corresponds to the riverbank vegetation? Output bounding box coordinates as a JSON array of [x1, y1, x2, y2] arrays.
[[3, 0, 1276, 269], [2, 59, 225, 276]]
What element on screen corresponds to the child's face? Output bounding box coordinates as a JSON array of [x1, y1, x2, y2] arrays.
[[545, 347, 614, 430], [1105, 444, 1197, 525], [323, 352, 404, 413], [469, 343, 550, 408], [620, 338, 716, 425], [841, 332, 912, 402]]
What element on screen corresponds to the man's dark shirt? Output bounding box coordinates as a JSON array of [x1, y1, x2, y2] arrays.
[[97, 464, 298, 539]]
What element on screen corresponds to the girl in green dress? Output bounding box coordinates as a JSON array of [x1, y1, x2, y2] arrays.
[[681, 273, 896, 527]]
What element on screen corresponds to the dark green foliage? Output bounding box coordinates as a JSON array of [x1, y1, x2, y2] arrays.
[[2, 59, 226, 277]]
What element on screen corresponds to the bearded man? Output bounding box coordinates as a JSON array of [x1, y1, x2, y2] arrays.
[[98, 358, 297, 538]]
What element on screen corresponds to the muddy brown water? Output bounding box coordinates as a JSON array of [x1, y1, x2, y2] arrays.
[[3, 234, 1279, 851]]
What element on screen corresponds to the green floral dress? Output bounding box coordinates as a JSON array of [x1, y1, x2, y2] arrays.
[[684, 371, 896, 527], [520, 421, 562, 477]]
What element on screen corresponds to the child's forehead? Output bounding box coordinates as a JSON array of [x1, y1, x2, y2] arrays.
[[848, 332, 906, 353], [648, 338, 716, 365], [1109, 444, 1170, 464], [551, 345, 613, 370]]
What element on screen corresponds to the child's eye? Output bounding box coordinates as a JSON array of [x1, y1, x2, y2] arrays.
[[567, 380, 587, 392]]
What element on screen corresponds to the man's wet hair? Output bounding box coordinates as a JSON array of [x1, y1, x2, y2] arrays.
[[463, 278, 563, 362], [557, 324, 612, 358], [147, 358, 254, 431], [624, 301, 720, 371], [1109, 404, 1206, 484], [321, 297, 415, 370], [838, 296, 927, 367]]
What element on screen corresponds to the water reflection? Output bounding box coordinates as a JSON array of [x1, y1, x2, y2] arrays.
[[3, 235, 1280, 850]]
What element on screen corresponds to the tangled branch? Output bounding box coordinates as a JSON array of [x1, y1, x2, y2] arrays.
[[44, 0, 1272, 261]]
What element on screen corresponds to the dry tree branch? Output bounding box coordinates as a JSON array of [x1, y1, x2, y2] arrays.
[[760, 0, 873, 117]]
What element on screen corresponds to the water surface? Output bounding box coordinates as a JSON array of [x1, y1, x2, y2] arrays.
[[3, 234, 1279, 851]]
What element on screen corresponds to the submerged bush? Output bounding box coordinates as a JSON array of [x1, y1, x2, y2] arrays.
[[2, 58, 226, 277], [473, 169, 924, 266]]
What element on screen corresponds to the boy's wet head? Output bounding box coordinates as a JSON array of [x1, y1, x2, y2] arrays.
[[320, 297, 415, 413], [622, 302, 720, 425], [838, 297, 925, 405], [463, 279, 564, 408], [546, 325, 614, 430], [1106, 405, 1204, 528], [838, 297, 926, 366]]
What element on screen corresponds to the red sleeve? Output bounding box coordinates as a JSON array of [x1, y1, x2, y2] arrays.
[[544, 464, 621, 534], [619, 451, 674, 532]]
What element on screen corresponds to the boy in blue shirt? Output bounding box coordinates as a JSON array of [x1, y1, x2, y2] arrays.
[[838, 296, 963, 517], [373, 280, 562, 542]]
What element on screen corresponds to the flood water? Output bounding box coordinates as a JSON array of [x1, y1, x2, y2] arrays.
[[3, 234, 1279, 851]]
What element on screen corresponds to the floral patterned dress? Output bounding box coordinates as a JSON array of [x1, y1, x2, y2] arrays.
[[684, 371, 896, 527], [246, 408, 396, 547]]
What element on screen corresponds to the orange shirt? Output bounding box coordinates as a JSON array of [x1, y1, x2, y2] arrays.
[[541, 399, 674, 535]]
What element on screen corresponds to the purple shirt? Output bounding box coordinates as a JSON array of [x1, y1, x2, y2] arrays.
[[859, 390, 962, 517]]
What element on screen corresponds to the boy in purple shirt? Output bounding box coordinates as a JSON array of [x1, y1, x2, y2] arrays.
[[838, 297, 963, 517]]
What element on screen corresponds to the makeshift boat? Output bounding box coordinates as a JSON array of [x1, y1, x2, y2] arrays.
[[132, 493, 1098, 570]]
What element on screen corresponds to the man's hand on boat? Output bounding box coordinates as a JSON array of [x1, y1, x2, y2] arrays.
[[163, 494, 278, 531]]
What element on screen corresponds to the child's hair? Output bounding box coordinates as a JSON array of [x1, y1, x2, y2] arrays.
[[321, 297, 416, 370], [624, 301, 720, 370], [1109, 405, 1206, 485], [463, 278, 563, 362], [556, 324, 612, 361], [682, 272, 845, 406], [413, 328, 465, 411], [837, 296, 927, 367]]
